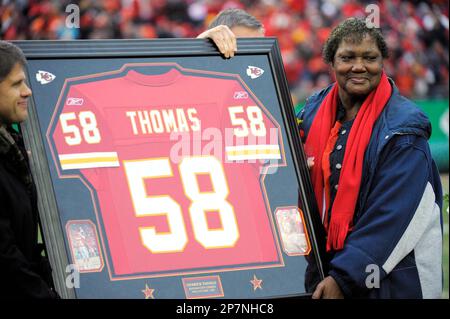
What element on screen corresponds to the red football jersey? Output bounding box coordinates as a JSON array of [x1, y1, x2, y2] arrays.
[[51, 65, 285, 277]]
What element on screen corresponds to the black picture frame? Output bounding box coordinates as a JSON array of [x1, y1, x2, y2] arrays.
[[13, 38, 325, 299]]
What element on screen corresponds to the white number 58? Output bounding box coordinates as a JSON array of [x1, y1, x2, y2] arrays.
[[123, 156, 239, 254]]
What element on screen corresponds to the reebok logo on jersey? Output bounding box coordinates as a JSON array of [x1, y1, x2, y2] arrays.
[[233, 91, 249, 99], [36, 70, 56, 84], [246, 66, 264, 79], [66, 97, 84, 106]]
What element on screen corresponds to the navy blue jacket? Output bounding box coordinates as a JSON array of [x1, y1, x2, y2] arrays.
[[297, 81, 443, 298]]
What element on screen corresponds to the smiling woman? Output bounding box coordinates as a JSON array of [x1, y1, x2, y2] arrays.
[[297, 18, 444, 299], [331, 36, 383, 116], [323, 18, 388, 121]]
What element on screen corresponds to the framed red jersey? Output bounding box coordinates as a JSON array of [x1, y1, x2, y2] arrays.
[[14, 38, 326, 299]]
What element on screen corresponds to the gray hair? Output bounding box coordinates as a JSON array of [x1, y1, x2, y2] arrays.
[[208, 8, 264, 31], [0, 41, 27, 82]]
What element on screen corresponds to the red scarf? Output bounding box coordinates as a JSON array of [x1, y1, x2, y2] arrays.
[[305, 72, 392, 251]]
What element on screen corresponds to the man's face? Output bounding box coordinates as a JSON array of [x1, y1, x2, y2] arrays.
[[331, 35, 383, 98], [230, 26, 265, 38], [0, 62, 32, 125]]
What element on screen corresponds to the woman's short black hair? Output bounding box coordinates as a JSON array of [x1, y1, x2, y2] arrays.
[[323, 17, 389, 64], [0, 41, 27, 82]]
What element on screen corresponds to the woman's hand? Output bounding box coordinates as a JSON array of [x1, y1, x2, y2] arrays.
[[312, 276, 344, 299]]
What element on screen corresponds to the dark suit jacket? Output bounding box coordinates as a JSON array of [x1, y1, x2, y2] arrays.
[[0, 128, 56, 298]]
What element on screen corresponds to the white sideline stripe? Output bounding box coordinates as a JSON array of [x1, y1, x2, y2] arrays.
[[225, 144, 280, 151], [382, 183, 435, 273], [59, 152, 118, 160], [225, 144, 281, 160], [227, 154, 281, 161], [59, 152, 120, 170], [61, 161, 120, 170], [382, 182, 442, 298], [415, 201, 442, 298]]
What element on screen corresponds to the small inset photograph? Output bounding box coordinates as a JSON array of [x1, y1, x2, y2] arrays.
[[66, 220, 104, 272], [275, 207, 311, 256]]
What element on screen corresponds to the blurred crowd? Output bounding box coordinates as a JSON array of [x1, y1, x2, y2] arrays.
[[1, 0, 449, 104]]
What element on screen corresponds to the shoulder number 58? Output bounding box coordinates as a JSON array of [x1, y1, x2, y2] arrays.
[[60, 111, 101, 145]]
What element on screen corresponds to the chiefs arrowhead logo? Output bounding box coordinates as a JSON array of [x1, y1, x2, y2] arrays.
[[246, 66, 264, 79], [36, 70, 56, 84]]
